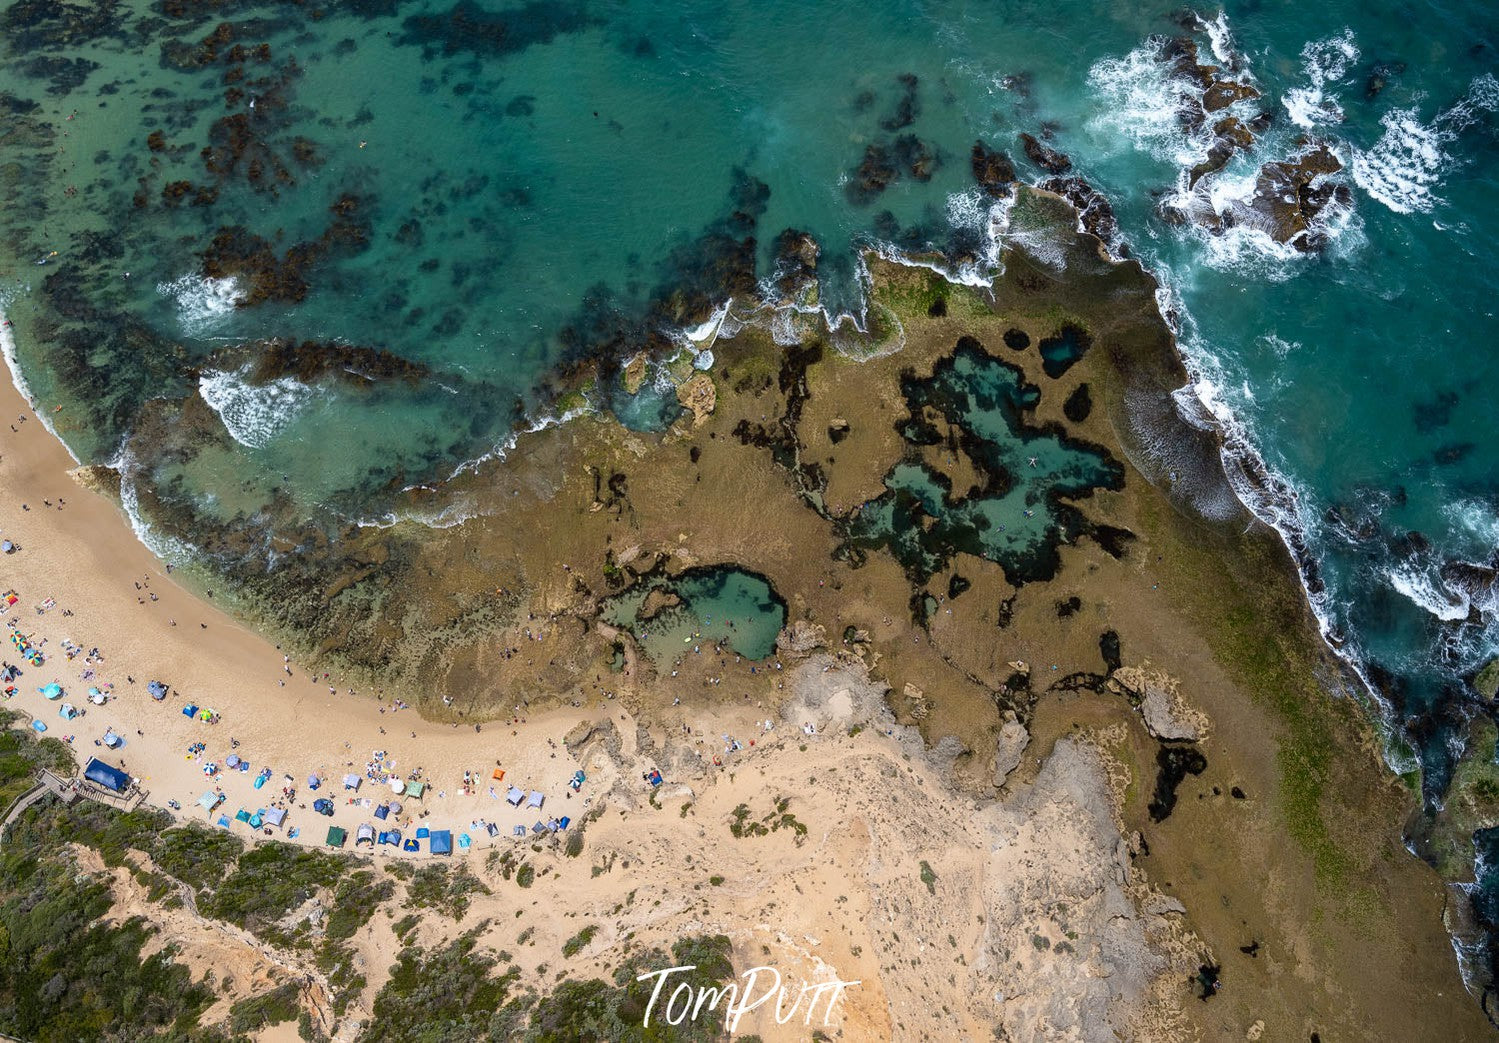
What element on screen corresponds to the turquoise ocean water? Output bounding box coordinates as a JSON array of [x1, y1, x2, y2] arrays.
[[1, 0, 1497, 997]]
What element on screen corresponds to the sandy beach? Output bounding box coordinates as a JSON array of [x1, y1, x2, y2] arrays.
[[0, 350, 645, 854]]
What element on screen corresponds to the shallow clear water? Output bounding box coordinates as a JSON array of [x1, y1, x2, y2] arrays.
[[1, 0, 1498, 959], [601, 566, 786, 662]]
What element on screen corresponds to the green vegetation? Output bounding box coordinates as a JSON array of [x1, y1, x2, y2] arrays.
[[729, 797, 806, 840], [228, 981, 302, 1034], [406, 863, 490, 920], [561, 924, 597, 958], [362, 930, 526, 1042], [200, 842, 347, 944], [919, 860, 938, 895], [0, 707, 74, 813], [325, 869, 395, 941], [0, 797, 215, 1041], [516, 863, 535, 888]]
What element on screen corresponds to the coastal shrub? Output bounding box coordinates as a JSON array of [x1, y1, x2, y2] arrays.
[[325, 869, 395, 940], [522, 934, 734, 1042], [516, 863, 535, 888], [228, 981, 302, 1033], [406, 863, 490, 920], [0, 833, 214, 1041], [561, 924, 597, 958], [361, 930, 521, 1043], [201, 842, 346, 938], [919, 860, 937, 895], [564, 830, 585, 857], [153, 825, 243, 892]]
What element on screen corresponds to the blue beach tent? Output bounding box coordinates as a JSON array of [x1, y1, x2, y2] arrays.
[[147, 680, 168, 700], [415, 826, 430, 840], [379, 830, 402, 847], [429, 830, 453, 855], [403, 838, 420, 852], [83, 758, 129, 793]]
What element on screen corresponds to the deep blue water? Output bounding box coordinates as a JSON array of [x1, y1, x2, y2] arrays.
[[1, 0, 1498, 996]]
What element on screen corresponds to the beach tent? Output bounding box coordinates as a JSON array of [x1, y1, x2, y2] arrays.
[[388, 801, 403, 815], [512, 825, 526, 837], [307, 774, 321, 790], [526, 791, 544, 810], [326, 826, 347, 848], [263, 807, 286, 827], [558, 816, 571, 830], [226, 754, 240, 768], [88, 688, 106, 705], [491, 768, 505, 781], [531, 822, 547, 834], [182, 703, 199, 717], [197, 791, 222, 813], [547, 818, 560, 832], [235, 809, 251, 824], [58, 703, 77, 720], [343, 774, 362, 791], [102, 731, 121, 749], [249, 811, 263, 828], [647, 769, 663, 787], [505, 786, 525, 806], [458, 834, 471, 850], [39, 683, 62, 699], [147, 680, 168, 700], [356, 824, 375, 846], [406, 781, 426, 799], [485, 822, 499, 837], [374, 803, 390, 820], [313, 798, 335, 816], [217, 815, 231, 829], [403, 839, 420, 852], [389, 778, 406, 795], [30, 720, 46, 733], [415, 826, 430, 840], [379, 830, 402, 847], [1, 540, 14, 553], [83, 758, 129, 792], [429, 830, 452, 855]]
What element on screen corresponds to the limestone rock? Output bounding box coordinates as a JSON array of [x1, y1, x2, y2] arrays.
[[1110, 666, 1205, 742], [993, 720, 1030, 784], [638, 588, 681, 622], [776, 619, 827, 657], [622, 352, 648, 395], [68, 464, 122, 499], [675, 373, 716, 427]]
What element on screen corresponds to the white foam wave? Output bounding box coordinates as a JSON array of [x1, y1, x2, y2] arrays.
[[1352, 73, 1499, 213], [156, 273, 241, 337], [1086, 42, 1204, 166], [1283, 30, 1359, 129], [198, 366, 323, 449], [0, 298, 79, 461], [1387, 563, 1471, 622]]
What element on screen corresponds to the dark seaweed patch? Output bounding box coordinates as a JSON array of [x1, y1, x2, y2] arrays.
[[399, 0, 595, 60], [1148, 745, 1207, 822], [1038, 323, 1093, 379], [1063, 383, 1092, 423]]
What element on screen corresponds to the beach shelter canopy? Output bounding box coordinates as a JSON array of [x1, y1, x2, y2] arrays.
[[388, 801, 403, 815], [343, 774, 362, 791], [313, 798, 334, 816], [512, 825, 526, 836], [403, 838, 420, 852], [39, 683, 62, 699], [326, 826, 347, 847], [374, 803, 390, 820], [415, 826, 430, 840], [147, 680, 168, 700], [356, 824, 375, 843], [197, 791, 222, 812], [429, 830, 453, 855], [83, 758, 129, 793], [558, 816, 571, 830], [182, 703, 199, 717], [389, 778, 405, 794], [1, 541, 13, 553], [226, 754, 240, 768], [406, 781, 426, 799], [307, 774, 321, 789], [235, 809, 251, 823], [458, 833, 471, 849], [102, 731, 121, 749], [379, 830, 401, 847], [58, 703, 77, 720], [263, 807, 286, 827], [505, 786, 524, 806], [491, 768, 505, 781], [527, 791, 544, 809]]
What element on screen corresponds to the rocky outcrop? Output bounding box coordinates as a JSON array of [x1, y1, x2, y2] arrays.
[[675, 373, 716, 426], [638, 588, 681, 622], [1019, 132, 1071, 174], [993, 717, 1030, 784], [1039, 175, 1119, 247], [970, 140, 1016, 198], [1246, 142, 1348, 251], [1109, 666, 1206, 742], [621, 352, 648, 395], [775, 619, 827, 657]]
